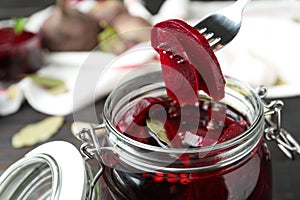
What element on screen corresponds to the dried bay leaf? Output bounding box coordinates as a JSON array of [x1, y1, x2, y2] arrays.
[[146, 119, 171, 147], [48, 84, 68, 96], [30, 75, 67, 95], [12, 116, 65, 148], [30, 75, 64, 88]]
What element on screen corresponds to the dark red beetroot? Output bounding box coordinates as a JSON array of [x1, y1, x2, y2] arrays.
[[151, 19, 225, 103], [116, 97, 169, 145], [117, 97, 248, 149], [0, 28, 42, 81], [116, 19, 238, 151], [40, 0, 100, 51], [117, 19, 229, 149]]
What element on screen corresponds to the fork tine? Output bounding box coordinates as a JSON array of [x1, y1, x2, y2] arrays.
[[193, 0, 250, 51], [198, 27, 207, 34], [208, 37, 221, 47], [203, 32, 214, 40], [210, 42, 223, 52]]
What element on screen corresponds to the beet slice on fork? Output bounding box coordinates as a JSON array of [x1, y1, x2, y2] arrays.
[[151, 19, 225, 103]]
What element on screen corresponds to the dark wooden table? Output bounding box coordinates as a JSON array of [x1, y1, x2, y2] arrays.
[[0, 1, 300, 200]]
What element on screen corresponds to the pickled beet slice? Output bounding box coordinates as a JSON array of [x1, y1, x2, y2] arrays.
[[116, 97, 167, 134], [218, 122, 246, 143], [151, 19, 225, 103]]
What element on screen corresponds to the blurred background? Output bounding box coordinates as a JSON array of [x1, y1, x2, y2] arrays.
[[0, 0, 253, 20], [0, 0, 55, 20]]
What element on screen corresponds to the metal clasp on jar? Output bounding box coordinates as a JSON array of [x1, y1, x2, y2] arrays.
[[72, 122, 123, 200], [74, 123, 106, 200], [257, 86, 300, 159]]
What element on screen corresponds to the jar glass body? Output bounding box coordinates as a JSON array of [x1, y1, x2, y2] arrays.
[[99, 72, 272, 200], [0, 28, 42, 82]]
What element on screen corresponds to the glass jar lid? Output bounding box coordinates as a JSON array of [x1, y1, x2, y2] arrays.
[[0, 141, 88, 200]]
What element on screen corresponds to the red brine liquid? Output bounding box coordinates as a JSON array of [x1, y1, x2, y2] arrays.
[[103, 146, 271, 200]]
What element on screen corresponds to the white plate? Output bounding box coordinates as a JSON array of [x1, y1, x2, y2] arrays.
[[19, 51, 117, 116]]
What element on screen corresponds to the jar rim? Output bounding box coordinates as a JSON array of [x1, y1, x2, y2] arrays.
[[103, 73, 264, 155], [103, 113, 264, 155]]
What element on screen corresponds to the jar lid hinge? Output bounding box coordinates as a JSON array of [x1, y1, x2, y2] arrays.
[[258, 86, 300, 159]]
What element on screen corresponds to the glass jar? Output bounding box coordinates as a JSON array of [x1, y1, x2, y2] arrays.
[[0, 27, 42, 82], [92, 72, 271, 200]]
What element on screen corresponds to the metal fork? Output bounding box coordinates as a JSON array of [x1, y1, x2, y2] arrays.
[[194, 0, 250, 51]]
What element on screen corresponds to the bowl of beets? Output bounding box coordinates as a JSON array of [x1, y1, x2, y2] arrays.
[[0, 20, 43, 82]]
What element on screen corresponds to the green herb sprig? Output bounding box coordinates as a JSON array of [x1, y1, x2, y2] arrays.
[[12, 18, 28, 34]]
